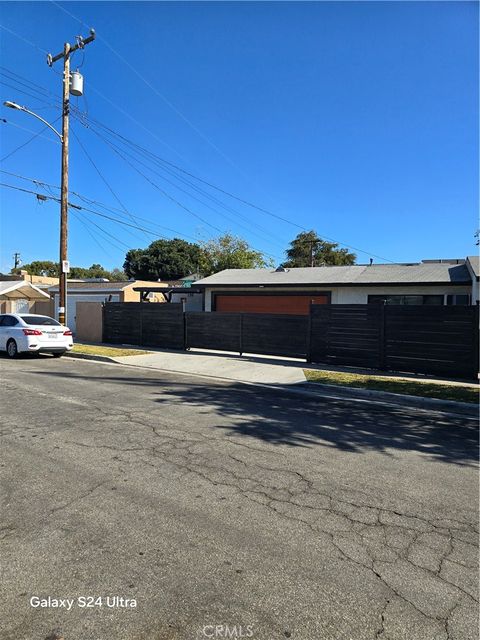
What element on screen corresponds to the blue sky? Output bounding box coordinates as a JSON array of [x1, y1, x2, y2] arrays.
[[0, 1, 478, 273]]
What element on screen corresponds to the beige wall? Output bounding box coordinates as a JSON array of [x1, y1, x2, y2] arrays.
[[32, 299, 55, 316], [0, 298, 54, 315], [122, 281, 167, 302], [76, 302, 104, 343]]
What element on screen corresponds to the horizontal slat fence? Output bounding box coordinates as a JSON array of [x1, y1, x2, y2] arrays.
[[186, 312, 241, 352], [310, 304, 479, 379], [384, 306, 478, 378], [310, 305, 383, 369], [103, 303, 184, 348], [242, 313, 308, 358], [103, 302, 478, 379]]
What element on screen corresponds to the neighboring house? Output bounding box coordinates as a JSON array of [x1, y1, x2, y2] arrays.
[[0, 280, 51, 314], [465, 255, 479, 304], [195, 258, 477, 315], [48, 280, 164, 333]]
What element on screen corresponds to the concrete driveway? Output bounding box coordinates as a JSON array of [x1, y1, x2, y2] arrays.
[[0, 356, 478, 640], [113, 348, 308, 384]]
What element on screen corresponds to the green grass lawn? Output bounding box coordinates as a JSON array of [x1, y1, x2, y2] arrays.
[[303, 369, 479, 404], [71, 343, 150, 358]]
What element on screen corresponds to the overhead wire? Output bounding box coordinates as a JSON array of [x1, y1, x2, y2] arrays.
[[0, 47, 397, 263], [1, 62, 394, 263], [0, 169, 212, 243], [0, 115, 62, 162], [75, 114, 285, 250], [70, 122, 151, 240]]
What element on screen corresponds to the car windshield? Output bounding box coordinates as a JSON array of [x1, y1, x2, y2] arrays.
[[21, 315, 61, 326]]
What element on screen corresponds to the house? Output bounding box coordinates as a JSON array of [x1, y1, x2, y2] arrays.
[[48, 280, 165, 333], [0, 280, 52, 314], [194, 258, 477, 315]]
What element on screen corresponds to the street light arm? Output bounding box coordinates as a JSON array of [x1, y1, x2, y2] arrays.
[[3, 101, 63, 141]]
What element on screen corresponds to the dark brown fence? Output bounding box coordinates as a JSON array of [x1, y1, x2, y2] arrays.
[[185, 312, 308, 358], [103, 302, 479, 379], [186, 312, 241, 353], [310, 304, 479, 379], [103, 302, 184, 350]]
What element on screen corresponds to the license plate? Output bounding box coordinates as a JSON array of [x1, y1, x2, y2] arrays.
[[48, 332, 58, 339]]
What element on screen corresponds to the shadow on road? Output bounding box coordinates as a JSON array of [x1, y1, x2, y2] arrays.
[[29, 368, 479, 466]]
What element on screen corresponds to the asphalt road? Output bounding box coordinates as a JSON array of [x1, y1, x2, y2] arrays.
[[0, 356, 478, 640]]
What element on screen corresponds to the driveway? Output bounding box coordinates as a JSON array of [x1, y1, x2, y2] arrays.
[[0, 356, 478, 640]]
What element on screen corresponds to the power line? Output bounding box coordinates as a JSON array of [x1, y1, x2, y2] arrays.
[[74, 110, 289, 244], [0, 116, 62, 162], [49, 0, 252, 175], [0, 60, 397, 263], [0, 24, 48, 55], [70, 123, 150, 240], [0, 169, 216, 244], [76, 115, 286, 250], [86, 123, 226, 234]]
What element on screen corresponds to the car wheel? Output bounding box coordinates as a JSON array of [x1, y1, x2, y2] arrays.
[[6, 339, 18, 359]]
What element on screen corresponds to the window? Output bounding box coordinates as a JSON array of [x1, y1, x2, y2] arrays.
[[20, 315, 60, 326], [1, 315, 19, 326], [368, 295, 444, 305], [446, 294, 470, 306]]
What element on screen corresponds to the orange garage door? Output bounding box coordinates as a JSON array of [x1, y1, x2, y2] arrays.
[[215, 294, 329, 315]]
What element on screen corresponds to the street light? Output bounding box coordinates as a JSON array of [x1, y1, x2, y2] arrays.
[[3, 98, 68, 323], [3, 101, 63, 141]]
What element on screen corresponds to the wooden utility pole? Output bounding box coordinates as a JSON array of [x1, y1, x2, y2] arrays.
[[48, 30, 95, 325]]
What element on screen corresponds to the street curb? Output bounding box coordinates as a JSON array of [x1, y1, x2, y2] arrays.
[[66, 352, 117, 364], [64, 352, 478, 419], [293, 383, 478, 417]]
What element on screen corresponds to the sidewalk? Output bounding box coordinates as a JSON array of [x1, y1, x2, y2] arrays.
[[105, 347, 477, 387], [112, 348, 307, 385]]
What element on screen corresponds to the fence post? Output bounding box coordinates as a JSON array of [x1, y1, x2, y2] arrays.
[[101, 303, 105, 343], [139, 303, 144, 347], [473, 306, 479, 380], [184, 311, 188, 351], [306, 305, 312, 363], [239, 314, 243, 356], [379, 304, 387, 370]]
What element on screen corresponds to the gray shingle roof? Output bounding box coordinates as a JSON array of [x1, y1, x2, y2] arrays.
[[195, 263, 472, 287], [49, 281, 132, 292], [467, 256, 479, 279]]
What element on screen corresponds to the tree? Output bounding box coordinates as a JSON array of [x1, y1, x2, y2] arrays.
[[124, 238, 202, 281], [199, 233, 273, 276], [13, 261, 127, 281], [12, 260, 59, 277], [281, 231, 356, 267]]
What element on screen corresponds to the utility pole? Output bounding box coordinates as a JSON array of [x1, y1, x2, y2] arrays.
[[12, 252, 21, 271], [305, 240, 320, 267], [47, 29, 95, 325]]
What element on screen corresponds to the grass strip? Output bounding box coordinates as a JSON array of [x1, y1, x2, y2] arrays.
[[303, 370, 479, 404], [72, 343, 150, 358]]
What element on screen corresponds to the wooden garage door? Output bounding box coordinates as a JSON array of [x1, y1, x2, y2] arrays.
[[215, 294, 329, 315]]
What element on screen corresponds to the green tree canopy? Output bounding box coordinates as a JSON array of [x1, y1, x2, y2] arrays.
[[281, 231, 356, 267], [123, 238, 202, 281], [12, 261, 127, 281], [199, 233, 272, 276], [12, 260, 59, 277]]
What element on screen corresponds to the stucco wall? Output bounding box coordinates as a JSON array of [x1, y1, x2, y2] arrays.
[[203, 285, 472, 311], [76, 302, 104, 343]]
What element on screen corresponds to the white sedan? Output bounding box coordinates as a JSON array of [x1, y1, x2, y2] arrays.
[[0, 313, 73, 358]]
